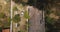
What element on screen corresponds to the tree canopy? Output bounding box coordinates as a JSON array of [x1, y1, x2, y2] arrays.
[[0, 13, 6, 18], [13, 14, 21, 23]]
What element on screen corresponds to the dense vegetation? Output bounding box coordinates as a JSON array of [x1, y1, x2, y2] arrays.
[[11, 0, 60, 32], [27, 0, 60, 32], [0, 27, 2, 32], [13, 14, 21, 23], [0, 12, 11, 28], [13, 6, 18, 11], [0, 13, 6, 18]]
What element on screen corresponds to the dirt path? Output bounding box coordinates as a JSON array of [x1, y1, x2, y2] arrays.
[[28, 6, 45, 32]]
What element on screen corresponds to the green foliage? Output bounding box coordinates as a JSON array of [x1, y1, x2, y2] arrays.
[[13, 14, 21, 23], [0, 5, 2, 10], [12, 0, 22, 4], [45, 0, 60, 32], [54, 18, 60, 30], [0, 20, 2, 24], [21, 2, 26, 6], [13, 6, 18, 11], [0, 13, 6, 18], [56, 11, 60, 16], [3, 17, 11, 28], [45, 16, 54, 24], [19, 30, 24, 32], [24, 11, 30, 19], [0, 27, 2, 32], [25, 21, 30, 30], [8, 17, 11, 22], [0, 17, 11, 28], [18, 31, 20, 32], [28, 0, 35, 6], [45, 10, 53, 15], [6, 17, 11, 27], [3, 23, 10, 28], [5, 0, 11, 2], [45, 16, 57, 32]]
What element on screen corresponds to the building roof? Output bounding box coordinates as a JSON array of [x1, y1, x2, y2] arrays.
[[2, 28, 10, 32]]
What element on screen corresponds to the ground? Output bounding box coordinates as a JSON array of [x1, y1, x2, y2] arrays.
[[0, 0, 11, 28], [12, 1, 29, 32]]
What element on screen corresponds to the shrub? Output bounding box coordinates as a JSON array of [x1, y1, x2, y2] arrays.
[[45, 16, 55, 24], [13, 14, 21, 23], [24, 11, 30, 19], [12, 0, 22, 4], [13, 6, 18, 11], [45, 10, 53, 15], [0, 27, 2, 32], [0, 13, 6, 18]]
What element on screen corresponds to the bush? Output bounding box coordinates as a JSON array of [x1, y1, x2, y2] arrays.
[[13, 14, 21, 23], [27, 0, 35, 6], [18, 31, 20, 32], [3, 17, 11, 28], [13, 6, 18, 11], [0, 5, 2, 10], [0, 27, 2, 32], [24, 11, 30, 19], [0, 13, 6, 18], [5, 0, 11, 2], [45, 16, 54, 24], [45, 16, 56, 32], [45, 10, 53, 15], [12, 0, 22, 4], [56, 11, 60, 16]]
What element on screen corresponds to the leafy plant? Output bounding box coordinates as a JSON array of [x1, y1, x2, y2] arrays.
[[56, 11, 60, 16], [0, 13, 6, 18], [45, 10, 53, 15], [0, 5, 2, 10], [0, 27, 2, 32], [24, 11, 30, 19], [13, 6, 18, 11], [13, 14, 21, 23], [45, 16, 54, 24], [12, 0, 22, 4]]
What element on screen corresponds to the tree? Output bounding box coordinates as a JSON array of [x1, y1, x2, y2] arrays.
[[54, 17, 60, 32], [12, 0, 22, 4], [45, 16, 55, 24], [0, 27, 2, 32], [0, 20, 2, 26], [45, 16, 57, 32], [2, 17, 11, 28], [55, 10, 60, 16], [5, 0, 11, 2], [27, 0, 35, 6], [45, 10, 53, 15], [0, 13, 6, 18], [13, 14, 21, 23]]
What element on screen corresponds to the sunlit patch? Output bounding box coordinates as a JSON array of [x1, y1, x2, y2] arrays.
[[4, 1, 7, 4]]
